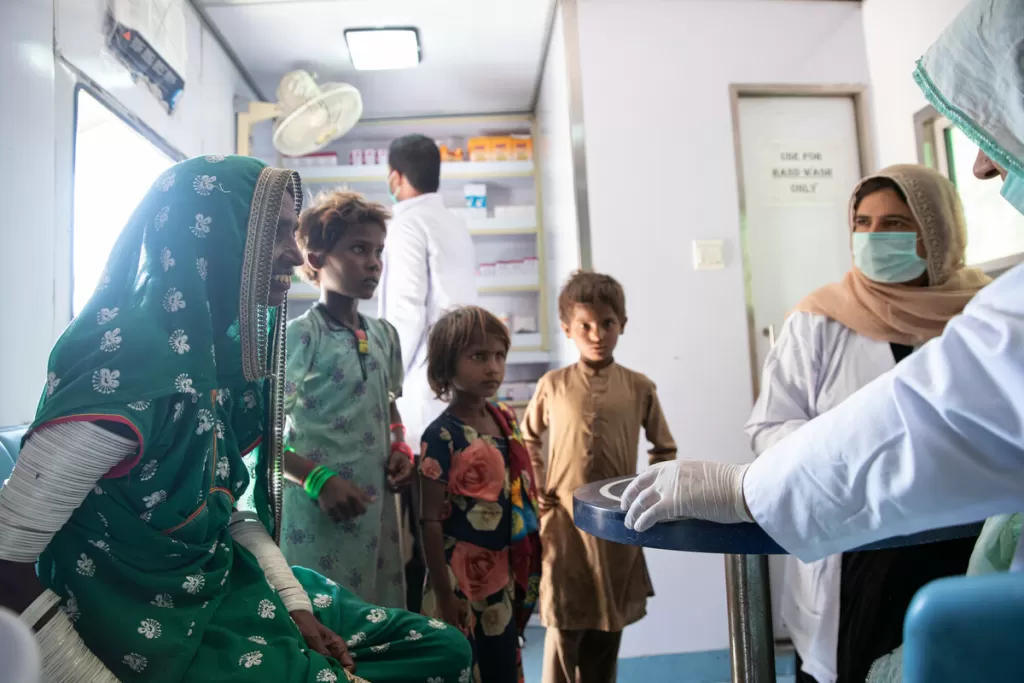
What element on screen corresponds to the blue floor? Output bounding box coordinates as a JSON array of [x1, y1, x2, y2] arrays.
[[521, 627, 795, 683]]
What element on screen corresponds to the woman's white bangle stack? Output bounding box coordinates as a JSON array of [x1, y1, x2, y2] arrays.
[[0, 424, 135, 681], [0, 422, 135, 562], [18, 590, 120, 682], [229, 511, 313, 614]]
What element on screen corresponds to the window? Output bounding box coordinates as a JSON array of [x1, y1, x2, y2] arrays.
[[916, 106, 1024, 269], [942, 125, 1024, 267], [72, 88, 176, 316]]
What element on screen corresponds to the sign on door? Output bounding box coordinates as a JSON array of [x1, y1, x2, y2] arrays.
[[765, 142, 842, 205]]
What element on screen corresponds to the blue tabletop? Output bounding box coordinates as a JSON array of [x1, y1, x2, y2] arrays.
[[574, 477, 982, 555]]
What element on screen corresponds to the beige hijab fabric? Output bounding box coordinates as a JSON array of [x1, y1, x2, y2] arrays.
[[793, 164, 991, 346]]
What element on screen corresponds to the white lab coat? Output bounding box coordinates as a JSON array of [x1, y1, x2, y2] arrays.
[[744, 263, 1024, 572], [746, 311, 899, 683], [377, 193, 477, 448]]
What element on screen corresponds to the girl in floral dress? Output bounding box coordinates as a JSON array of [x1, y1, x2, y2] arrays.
[[419, 306, 542, 683], [282, 190, 415, 608]]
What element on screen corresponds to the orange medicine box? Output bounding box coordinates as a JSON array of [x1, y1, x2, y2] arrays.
[[510, 136, 533, 161], [467, 137, 492, 162], [491, 137, 512, 161]]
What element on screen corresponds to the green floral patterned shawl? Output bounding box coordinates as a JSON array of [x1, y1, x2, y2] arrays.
[[29, 154, 301, 538]]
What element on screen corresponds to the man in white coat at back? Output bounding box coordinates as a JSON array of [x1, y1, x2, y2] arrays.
[[378, 134, 476, 610]]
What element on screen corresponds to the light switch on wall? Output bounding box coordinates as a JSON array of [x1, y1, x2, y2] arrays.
[[692, 240, 725, 270]]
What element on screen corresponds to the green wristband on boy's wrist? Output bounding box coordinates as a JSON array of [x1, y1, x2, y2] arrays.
[[303, 465, 337, 500]]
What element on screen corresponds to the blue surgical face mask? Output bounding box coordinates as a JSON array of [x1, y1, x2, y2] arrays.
[[852, 232, 927, 284], [999, 171, 1024, 215]]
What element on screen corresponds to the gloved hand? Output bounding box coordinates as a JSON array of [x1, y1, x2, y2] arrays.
[[621, 460, 753, 532]]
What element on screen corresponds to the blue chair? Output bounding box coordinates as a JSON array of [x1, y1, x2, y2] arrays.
[[903, 572, 1024, 683], [0, 425, 29, 483], [0, 444, 13, 484]]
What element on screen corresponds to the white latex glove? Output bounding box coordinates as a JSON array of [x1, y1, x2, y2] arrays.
[[621, 460, 753, 532]]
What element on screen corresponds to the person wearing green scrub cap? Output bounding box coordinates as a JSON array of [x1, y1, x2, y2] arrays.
[[913, 0, 1024, 213]]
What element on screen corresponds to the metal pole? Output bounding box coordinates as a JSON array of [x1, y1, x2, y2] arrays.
[[724, 554, 776, 683]]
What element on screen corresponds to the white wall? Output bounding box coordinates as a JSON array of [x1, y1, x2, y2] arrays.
[[0, 0, 58, 426], [536, 4, 581, 366], [575, 0, 869, 657], [0, 0, 254, 426], [861, 0, 972, 168], [56, 0, 254, 157]]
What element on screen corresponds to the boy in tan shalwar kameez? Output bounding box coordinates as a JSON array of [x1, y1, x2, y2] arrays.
[[521, 271, 677, 683]]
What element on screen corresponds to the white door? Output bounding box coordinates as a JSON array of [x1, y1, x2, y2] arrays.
[[736, 94, 864, 638]]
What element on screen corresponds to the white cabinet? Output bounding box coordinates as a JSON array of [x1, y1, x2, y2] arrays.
[[282, 114, 553, 407]]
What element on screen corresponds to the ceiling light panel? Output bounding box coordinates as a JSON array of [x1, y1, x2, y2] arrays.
[[344, 28, 421, 71]]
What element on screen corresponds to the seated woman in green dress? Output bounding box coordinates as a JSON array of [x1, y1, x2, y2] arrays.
[[0, 155, 472, 683]]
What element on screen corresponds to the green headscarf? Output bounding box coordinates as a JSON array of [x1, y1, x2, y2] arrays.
[[30, 154, 301, 536], [913, 0, 1024, 177]]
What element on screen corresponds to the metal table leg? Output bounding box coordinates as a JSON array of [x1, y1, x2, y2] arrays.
[[724, 554, 776, 683]]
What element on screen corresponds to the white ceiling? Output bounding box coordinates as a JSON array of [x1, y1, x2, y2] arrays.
[[197, 0, 556, 119]]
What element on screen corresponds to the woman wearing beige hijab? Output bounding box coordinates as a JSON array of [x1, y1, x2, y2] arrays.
[[744, 164, 991, 683]]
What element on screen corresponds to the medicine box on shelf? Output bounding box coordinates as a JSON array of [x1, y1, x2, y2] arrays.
[[463, 184, 487, 208], [450, 207, 488, 221], [497, 381, 537, 404], [467, 214, 537, 234], [511, 332, 542, 349], [477, 273, 541, 291], [278, 115, 550, 410], [506, 349, 550, 365], [297, 160, 535, 184]]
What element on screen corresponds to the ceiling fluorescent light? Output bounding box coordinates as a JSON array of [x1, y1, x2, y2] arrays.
[[344, 28, 421, 71]]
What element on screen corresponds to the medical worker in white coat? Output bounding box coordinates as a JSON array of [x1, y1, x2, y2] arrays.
[[378, 134, 477, 609], [746, 164, 989, 683], [379, 134, 477, 449], [623, 0, 1024, 581]]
